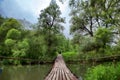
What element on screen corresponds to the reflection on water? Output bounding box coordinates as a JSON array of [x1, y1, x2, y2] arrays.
[[67, 63, 92, 79], [0, 65, 52, 80], [0, 68, 2, 74], [0, 63, 92, 80]]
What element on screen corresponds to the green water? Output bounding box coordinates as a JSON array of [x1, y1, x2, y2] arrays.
[[0, 63, 92, 80]]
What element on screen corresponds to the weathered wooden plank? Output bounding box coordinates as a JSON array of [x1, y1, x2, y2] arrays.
[[61, 69, 66, 80], [45, 54, 78, 80], [59, 69, 62, 80]]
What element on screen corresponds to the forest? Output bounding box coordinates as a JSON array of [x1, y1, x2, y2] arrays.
[[0, 0, 120, 80]]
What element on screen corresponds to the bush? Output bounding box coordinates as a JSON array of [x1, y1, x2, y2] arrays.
[[6, 29, 21, 40], [4, 39, 16, 47], [85, 63, 120, 80], [62, 51, 78, 61]]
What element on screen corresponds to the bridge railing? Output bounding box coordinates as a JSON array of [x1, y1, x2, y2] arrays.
[[0, 54, 120, 64]]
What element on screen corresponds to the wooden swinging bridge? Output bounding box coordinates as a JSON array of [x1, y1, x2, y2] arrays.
[[1, 54, 120, 80], [44, 54, 78, 80]]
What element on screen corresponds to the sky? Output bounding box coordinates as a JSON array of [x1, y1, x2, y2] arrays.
[[0, 0, 71, 38]]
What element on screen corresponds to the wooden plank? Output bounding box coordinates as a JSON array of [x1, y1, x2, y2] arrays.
[[56, 68, 59, 80], [61, 69, 66, 80], [44, 54, 78, 80], [59, 69, 62, 80]]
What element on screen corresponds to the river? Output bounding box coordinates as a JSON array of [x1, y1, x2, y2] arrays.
[[0, 63, 93, 80]]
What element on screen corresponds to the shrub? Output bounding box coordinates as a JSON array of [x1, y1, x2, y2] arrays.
[[85, 63, 120, 80], [62, 51, 78, 61]]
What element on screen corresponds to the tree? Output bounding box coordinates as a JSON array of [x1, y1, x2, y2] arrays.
[[0, 15, 5, 26], [27, 35, 47, 59], [69, 0, 120, 37], [95, 27, 113, 48], [38, 0, 64, 56], [0, 18, 23, 57], [0, 18, 22, 42], [68, 0, 120, 55], [12, 39, 29, 57]]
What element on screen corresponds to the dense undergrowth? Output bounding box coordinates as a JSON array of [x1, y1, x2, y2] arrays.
[[84, 63, 120, 80]]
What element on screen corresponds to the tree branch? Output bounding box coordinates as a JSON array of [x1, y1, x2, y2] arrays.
[[51, 16, 55, 28], [82, 23, 93, 37], [90, 16, 93, 36]]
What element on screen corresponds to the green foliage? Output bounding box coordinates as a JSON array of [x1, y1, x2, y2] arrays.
[[37, 1, 65, 56], [71, 27, 116, 59], [114, 40, 120, 54], [10, 39, 29, 65], [79, 37, 96, 52], [38, 2, 64, 33], [12, 39, 29, 57], [1, 18, 22, 30], [0, 0, 120, 66], [62, 51, 78, 60], [69, 0, 120, 37], [0, 18, 22, 43], [95, 27, 113, 47], [69, 0, 120, 58], [4, 39, 16, 47], [17, 39, 29, 50], [0, 15, 5, 26], [27, 35, 47, 59], [0, 13, 72, 64], [85, 63, 120, 80], [6, 29, 21, 40], [56, 34, 74, 53]]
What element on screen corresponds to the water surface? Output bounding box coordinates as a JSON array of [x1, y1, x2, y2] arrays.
[[0, 63, 92, 80]]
